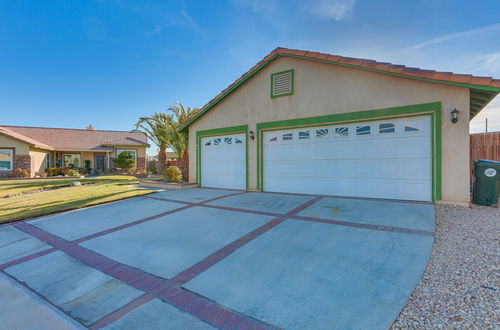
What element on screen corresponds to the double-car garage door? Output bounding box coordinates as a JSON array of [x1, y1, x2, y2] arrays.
[[200, 116, 432, 201]]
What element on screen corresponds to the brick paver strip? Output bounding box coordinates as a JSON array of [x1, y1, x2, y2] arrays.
[[10, 221, 276, 329]]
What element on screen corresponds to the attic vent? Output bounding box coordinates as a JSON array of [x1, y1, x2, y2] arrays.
[[271, 69, 294, 98]]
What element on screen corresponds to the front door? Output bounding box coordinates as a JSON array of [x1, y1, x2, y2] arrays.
[[95, 154, 105, 172]]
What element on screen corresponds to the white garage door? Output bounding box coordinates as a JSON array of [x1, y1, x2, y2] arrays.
[[263, 116, 432, 201], [201, 133, 246, 190]]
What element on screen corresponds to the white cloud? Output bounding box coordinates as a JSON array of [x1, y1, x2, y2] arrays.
[[407, 23, 500, 51], [309, 0, 356, 21]]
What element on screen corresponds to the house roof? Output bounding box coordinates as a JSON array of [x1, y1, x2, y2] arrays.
[[0, 125, 149, 151], [179, 47, 500, 131]]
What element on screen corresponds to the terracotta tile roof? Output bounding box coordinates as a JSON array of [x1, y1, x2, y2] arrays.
[[0, 127, 54, 150], [0, 125, 149, 151], [179, 47, 500, 131]]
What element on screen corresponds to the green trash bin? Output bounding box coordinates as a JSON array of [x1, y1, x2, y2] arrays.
[[473, 160, 500, 206]]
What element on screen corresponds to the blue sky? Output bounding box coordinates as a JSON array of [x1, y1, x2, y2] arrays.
[[1, 0, 499, 154]]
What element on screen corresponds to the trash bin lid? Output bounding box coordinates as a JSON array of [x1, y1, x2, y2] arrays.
[[474, 159, 500, 165]]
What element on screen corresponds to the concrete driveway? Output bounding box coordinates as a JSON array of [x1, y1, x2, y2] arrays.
[[0, 188, 435, 330]]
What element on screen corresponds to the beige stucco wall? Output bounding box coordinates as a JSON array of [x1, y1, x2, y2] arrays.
[[188, 56, 471, 203], [29, 147, 50, 175], [83, 152, 94, 169], [0, 135, 30, 155]]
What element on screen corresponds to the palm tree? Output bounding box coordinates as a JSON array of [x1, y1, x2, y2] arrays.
[[166, 102, 199, 179], [133, 112, 173, 175]]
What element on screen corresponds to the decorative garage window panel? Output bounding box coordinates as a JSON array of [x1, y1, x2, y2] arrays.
[[271, 70, 294, 98], [356, 126, 371, 135]]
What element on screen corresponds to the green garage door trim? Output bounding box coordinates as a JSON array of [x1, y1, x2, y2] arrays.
[[256, 102, 442, 202], [196, 125, 249, 190]]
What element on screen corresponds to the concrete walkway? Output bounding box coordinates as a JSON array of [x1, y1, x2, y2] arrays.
[[0, 188, 435, 329]]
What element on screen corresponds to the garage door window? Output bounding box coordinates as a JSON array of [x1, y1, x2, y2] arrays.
[[356, 125, 371, 135], [335, 127, 348, 137], [404, 125, 419, 132], [282, 133, 293, 141], [316, 128, 329, 138], [379, 123, 395, 134], [269, 136, 278, 142], [214, 138, 221, 145], [205, 140, 212, 146], [235, 137, 243, 144], [224, 137, 232, 144], [299, 131, 310, 139]]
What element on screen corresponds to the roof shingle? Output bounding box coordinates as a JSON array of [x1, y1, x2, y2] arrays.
[[0, 125, 149, 151]]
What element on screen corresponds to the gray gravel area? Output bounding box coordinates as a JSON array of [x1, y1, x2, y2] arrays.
[[392, 204, 499, 329]]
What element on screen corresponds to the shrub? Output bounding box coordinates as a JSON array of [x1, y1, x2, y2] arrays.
[[164, 166, 182, 183], [84, 160, 92, 174], [67, 169, 80, 177], [14, 168, 30, 178], [46, 167, 64, 176], [112, 152, 135, 173]]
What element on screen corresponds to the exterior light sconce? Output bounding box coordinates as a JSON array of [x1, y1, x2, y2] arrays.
[[451, 108, 460, 124], [249, 130, 255, 140]]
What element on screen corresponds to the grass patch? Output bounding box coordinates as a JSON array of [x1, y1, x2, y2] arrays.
[[0, 175, 140, 197], [0, 182, 153, 223]]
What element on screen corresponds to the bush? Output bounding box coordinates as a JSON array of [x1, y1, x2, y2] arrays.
[[112, 152, 135, 173], [84, 160, 92, 174], [164, 166, 182, 183], [14, 168, 30, 178], [46, 167, 64, 176], [67, 169, 80, 177]]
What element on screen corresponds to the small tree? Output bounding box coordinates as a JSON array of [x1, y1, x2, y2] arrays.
[[113, 151, 135, 173]]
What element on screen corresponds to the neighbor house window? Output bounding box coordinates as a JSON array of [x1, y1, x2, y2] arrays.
[[0, 149, 13, 171], [46, 153, 51, 168], [116, 149, 137, 162], [62, 154, 82, 168]]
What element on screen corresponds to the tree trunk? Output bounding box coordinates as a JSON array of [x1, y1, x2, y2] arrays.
[[178, 151, 189, 182], [157, 148, 167, 175]]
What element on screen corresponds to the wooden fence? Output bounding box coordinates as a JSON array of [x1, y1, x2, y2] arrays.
[[470, 132, 500, 176]]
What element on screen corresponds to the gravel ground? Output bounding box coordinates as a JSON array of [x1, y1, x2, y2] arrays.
[[392, 204, 499, 329]]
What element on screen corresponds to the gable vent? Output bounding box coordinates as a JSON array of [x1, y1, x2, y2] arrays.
[[271, 70, 294, 98]]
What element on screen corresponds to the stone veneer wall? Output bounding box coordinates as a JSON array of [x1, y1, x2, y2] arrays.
[[15, 155, 33, 176], [137, 157, 146, 171]]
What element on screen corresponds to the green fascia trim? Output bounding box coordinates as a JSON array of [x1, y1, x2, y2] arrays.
[[256, 102, 442, 202], [179, 54, 281, 132], [196, 125, 249, 189], [270, 69, 294, 98], [281, 54, 500, 93]]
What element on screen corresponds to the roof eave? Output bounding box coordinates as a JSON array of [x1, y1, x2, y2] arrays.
[[177, 49, 500, 131]]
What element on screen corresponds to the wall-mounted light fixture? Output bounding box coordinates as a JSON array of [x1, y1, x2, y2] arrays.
[[451, 108, 460, 124], [249, 130, 255, 140]]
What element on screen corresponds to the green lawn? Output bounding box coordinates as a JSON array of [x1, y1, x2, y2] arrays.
[[0, 176, 154, 223], [0, 175, 140, 197]]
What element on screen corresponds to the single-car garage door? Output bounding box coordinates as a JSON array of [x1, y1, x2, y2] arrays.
[[263, 116, 432, 201], [201, 133, 246, 189]]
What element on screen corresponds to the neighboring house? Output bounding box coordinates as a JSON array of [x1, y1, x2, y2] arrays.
[[179, 47, 500, 204], [0, 125, 149, 177]]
